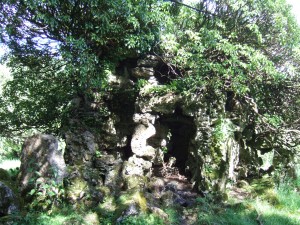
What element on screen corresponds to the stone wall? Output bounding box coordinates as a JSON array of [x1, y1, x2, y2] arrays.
[[61, 54, 262, 200]]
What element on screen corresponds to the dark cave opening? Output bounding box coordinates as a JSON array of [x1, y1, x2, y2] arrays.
[[225, 91, 235, 112], [158, 108, 197, 175], [123, 135, 134, 159]]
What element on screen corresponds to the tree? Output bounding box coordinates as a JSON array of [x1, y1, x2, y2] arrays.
[[0, 0, 165, 134], [157, 0, 300, 153], [0, 0, 299, 155]]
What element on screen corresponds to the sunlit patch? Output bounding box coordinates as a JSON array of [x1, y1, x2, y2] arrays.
[[84, 212, 100, 225], [0, 159, 20, 170]]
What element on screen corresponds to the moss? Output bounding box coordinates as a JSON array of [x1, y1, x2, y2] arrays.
[[134, 191, 147, 212], [250, 178, 275, 195], [98, 195, 117, 214], [262, 189, 280, 206], [98, 188, 151, 222], [117, 190, 146, 206], [124, 175, 147, 190], [66, 178, 88, 202], [98, 186, 111, 196], [112, 189, 148, 221], [237, 180, 250, 188]]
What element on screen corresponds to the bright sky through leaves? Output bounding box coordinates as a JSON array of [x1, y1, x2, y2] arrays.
[[183, 0, 300, 24], [287, 0, 300, 24]]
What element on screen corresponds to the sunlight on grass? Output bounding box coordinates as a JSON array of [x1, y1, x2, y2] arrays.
[[84, 212, 100, 225], [196, 196, 300, 225], [195, 175, 300, 225], [0, 159, 20, 170], [253, 198, 300, 225], [277, 189, 300, 213], [28, 212, 84, 225]]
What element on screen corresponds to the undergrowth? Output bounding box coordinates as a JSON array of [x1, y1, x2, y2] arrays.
[[0, 148, 299, 225], [193, 174, 300, 225], [117, 213, 164, 225], [0, 137, 21, 162], [2, 177, 299, 225]]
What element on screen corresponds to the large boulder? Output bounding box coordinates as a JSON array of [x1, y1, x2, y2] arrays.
[[19, 134, 66, 196], [131, 124, 156, 160]]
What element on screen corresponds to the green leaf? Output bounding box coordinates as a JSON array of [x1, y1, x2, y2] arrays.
[[29, 189, 36, 195]]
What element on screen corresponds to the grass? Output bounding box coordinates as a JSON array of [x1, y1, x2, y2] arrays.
[[0, 206, 103, 225], [0, 178, 299, 225], [117, 213, 165, 225], [193, 176, 300, 225], [253, 199, 300, 225], [195, 196, 300, 225]]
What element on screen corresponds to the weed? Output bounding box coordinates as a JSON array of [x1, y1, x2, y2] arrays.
[[0, 137, 21, 162], [117, 213, 164, 225], [164, 207, 181, 225]]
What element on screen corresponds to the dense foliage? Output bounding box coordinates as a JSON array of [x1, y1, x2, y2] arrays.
[[0, 0, 299, 147], [0, 0, 163, 133], [161, 0, 300, 117], [158, 0, 300, 157], [0, 1, 300, 224]]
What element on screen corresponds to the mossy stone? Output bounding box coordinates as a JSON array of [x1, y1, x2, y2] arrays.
[[124, 175, 148, 190]]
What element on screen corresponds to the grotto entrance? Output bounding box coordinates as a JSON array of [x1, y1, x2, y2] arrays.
[[150, 107, 197, 177]]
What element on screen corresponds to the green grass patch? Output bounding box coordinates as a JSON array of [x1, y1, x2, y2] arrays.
[[193, 176, 300, 225], [276, 189, 300, 212], [2, 186, 299, 225], [164, 207, 181, 225], [195, 197, 300, 225], [5, 206, 96, 225], [117, 213, 165, 225], [253, 198, 300, 225]]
